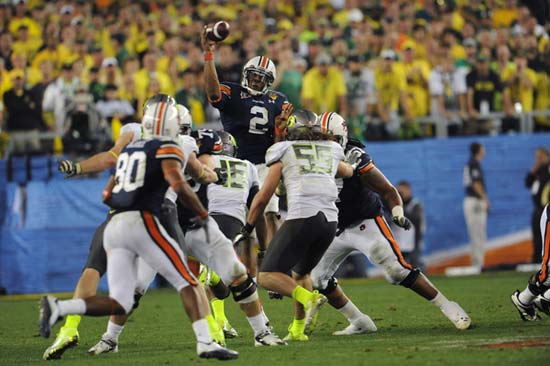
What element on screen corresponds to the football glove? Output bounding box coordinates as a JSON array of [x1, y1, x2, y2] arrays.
[[190, 214, 210, 243], [214, 167, 228, 185], [233, 224, 253, 246], [345, 149, 363, 171], [58, 160, 81, 178], [391, 206, 412, 230]]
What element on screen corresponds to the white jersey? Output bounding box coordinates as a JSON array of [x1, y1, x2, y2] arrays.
[[208, 155, 260, 224], [265, 140, 345, 222], [120, 122, 142, 143], [165, 135, 199, 203]]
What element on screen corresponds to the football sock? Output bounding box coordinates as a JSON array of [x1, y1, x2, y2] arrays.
[[211, 298, 227, 323], [58, 299, 86, 316], [205, 314, 222, 338], [105, 320, 124, 341], [518, 286, 537, 305], [192, 319, 213, 344], [209, 271, 221, 286], [261, 307, 270, 326], [246, 313, 268, 336], [292, 286, 313, 307], [63, 315, 81, 329], [290, 318, 306, 334], [430, 292, 450, 309], [337, 301, 363, 323]]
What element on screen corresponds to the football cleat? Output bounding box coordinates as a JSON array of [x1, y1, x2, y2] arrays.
[[283, 323, 309, 342], [88, 337, 118, 355], [254, 329, 287, 347], [39, 296, 62, 338], [42, 326, 79, 360], [304, 291, 327, 334], [533, 295, 550, 316], [511, 290, 541, 321], [333, 315, 378, 336], [222, 321, 239, 339], [197, 341, 239, 360], [440, 301, 471, 330]]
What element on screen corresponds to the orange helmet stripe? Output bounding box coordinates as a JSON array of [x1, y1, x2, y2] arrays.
[[260, 56, 268, 68], [155, 101, 167, 136]]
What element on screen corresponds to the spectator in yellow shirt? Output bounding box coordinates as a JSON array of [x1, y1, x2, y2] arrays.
[[301, 52, 347, 117], [374, 49, 412, 138], [156, 37, 189, 81], [492, 0, 518, 28], [12, 24, 42, 61], [134, 52, 174, 102], [401, 41, 430, 118], [8, 0, 41, 39], [501, 52, 537, 113], [31, 33, 61, 71]]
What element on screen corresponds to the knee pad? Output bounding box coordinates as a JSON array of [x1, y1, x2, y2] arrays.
[[211, 281, 231, 300], [528, 273, 550, 295], [230, 275, 258, 304], [399, 268, 421, 288], [132, 292, 143, 310], [385, 264, 411, 284]]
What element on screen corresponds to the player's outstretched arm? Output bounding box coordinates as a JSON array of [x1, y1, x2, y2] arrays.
[[58, 131, 135, 177], [162, 159, 208, 219], [201, 26, 221, 102], [359, 166, 411, 229]]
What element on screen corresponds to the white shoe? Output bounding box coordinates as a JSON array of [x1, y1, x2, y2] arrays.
[[197, 341, 239, 360], [88, 337, 118, 355], [533, 295, 550, 317], [254, 329, 287, 346], [441, 301, 471, 330], [333, 315, 378, 336], [39, 296, 62, 338]]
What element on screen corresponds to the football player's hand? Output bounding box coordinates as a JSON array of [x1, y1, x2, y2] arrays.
[[345, 149, 363, 171], [213, 167, 228, 186], [191, 214, 210, 243], [257, 249, 266, 271], [233, 224, 253, 247], [58, 160, 81, 178], [201, 26, 217, 52], [391, 206, 411, 230], [275, 103, 294, 132]]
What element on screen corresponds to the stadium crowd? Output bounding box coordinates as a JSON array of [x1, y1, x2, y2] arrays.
[[0, 0, 549, 156]]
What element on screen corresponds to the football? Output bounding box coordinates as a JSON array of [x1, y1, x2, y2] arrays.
[[207, 20, 230, 42]]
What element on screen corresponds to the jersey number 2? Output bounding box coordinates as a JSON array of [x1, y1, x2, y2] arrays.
[[249, 106, 269, 135], [113, 152, 147, 193]]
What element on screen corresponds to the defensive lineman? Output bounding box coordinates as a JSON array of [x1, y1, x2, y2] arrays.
[[307, 112, 471, 337]]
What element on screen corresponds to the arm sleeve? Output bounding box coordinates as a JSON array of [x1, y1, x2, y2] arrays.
[[209, 83, 233, 110]]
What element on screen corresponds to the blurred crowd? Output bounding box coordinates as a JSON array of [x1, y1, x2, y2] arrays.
[[0, 0, 550, 157]]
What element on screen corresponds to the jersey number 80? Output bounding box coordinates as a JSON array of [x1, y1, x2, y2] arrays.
[[113, 152, 147, 193]]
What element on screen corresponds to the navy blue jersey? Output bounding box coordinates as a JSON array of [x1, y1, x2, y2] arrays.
[[210, 82, 288, 164], [463, 158, 485, 198], [177, 129, 222, 230], [109, 138, 184, 216], [337, 140, 385, 229]]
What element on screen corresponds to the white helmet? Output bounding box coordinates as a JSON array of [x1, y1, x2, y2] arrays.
[[241, 56, 276, 96], [176, 104, 193, 135], [318, 112, 349, 147], [141, 94, 179, 140]]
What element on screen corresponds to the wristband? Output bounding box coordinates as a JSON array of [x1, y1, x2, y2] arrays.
[[108, 150, 119, 160], [198, 211, 209, 219], [204, 51, 214, 61], [257, 250, 266, 259], [75, 162, 82, 175], [244, 223, 255, 234], [391, 205, 404, 218]]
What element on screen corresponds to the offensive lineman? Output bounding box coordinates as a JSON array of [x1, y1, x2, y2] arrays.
[[202, 26, 293, 245], [233, 118, 359, 341], [307, 112, 471, 337], [39, 99, 238, 360]]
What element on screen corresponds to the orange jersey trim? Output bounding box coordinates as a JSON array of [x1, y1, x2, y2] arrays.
[[375, 216, 413, 270]]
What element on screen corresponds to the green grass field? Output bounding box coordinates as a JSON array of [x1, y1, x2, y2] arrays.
[[1, 271, 549, 366]]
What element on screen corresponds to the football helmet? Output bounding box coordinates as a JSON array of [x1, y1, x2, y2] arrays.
[[241, 56, 276, 96], [176, 104, 193, 135], [216, 130, 238, 157], [141, 94, 179, 140], [287, 109, 318, 129], [318, 112, 349, 147]]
